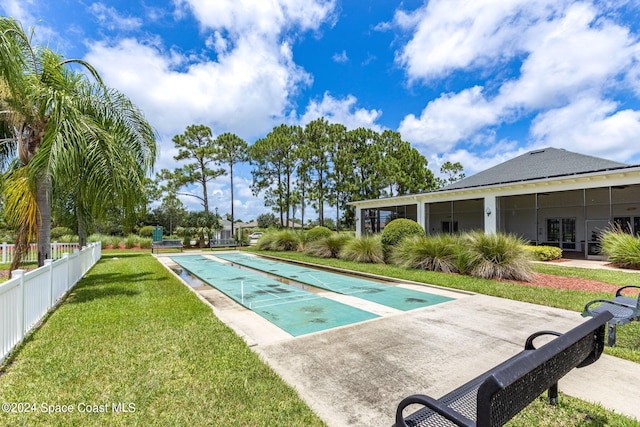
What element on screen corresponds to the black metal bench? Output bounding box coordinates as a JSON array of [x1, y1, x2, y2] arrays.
[[394, 311, 613, 427], [151, 239, 183, 254], [583, 285, 640, 346]]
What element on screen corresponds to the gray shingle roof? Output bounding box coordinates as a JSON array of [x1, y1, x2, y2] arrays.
[[441, 147, 629, 191]]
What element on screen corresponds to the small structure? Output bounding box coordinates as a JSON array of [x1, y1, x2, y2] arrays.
[[349, 148, 640, 259]]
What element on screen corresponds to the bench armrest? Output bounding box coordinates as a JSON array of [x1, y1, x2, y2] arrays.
[[524, 330, 561, 350], [583, 299, 636, 315], [395, 394, 475, 427], [615, 286, 640, 308]]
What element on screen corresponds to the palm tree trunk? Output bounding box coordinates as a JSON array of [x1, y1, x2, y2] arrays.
[[78, 213, 87, 247], [36, 173, 52, 266]]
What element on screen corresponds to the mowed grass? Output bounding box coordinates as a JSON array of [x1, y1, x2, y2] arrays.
[[0, 253, 325, 426]]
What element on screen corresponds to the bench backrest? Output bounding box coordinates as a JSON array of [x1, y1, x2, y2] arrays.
[[476, 311, 612, 426]]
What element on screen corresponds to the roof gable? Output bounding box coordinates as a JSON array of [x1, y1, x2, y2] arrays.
[[442, 148, 629, 191]]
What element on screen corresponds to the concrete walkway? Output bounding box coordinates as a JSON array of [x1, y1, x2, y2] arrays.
[[160, 254, 640, 426]]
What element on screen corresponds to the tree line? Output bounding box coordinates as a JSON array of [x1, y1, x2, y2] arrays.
[[155, 117, 447, 233]]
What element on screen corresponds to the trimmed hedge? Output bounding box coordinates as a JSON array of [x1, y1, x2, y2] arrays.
[[524, 245, 563, 261], [380, 219, 424, 247]]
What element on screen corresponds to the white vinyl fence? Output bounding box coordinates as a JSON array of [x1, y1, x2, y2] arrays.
[[1, 242, 81, 264], [0, 242, 101, 363]]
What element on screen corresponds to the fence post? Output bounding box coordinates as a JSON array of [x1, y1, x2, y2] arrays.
[[13, 269, 25, 339], [62, 253, 70, 292], [2, 242, 5, 264], [44, 259, 53, 308]]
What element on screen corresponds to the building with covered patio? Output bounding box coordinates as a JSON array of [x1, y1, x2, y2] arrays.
[[350, 148, 640, 259]]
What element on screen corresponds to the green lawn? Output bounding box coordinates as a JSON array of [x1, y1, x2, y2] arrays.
[[1, 250, 639, 426], [0, 253, 324, 426]]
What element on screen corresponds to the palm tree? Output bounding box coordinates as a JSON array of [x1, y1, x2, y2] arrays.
[[0, 17, 156, 265]]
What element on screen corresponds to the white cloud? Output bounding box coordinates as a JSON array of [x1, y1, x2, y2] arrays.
[[398, 86, 497, 151], [394, 0, 640, 166], [332, 50, 348, 63], [531, 96, 640, 162], [174, 0, 336, 38], [300, 92, 383, 131], [85, 35, 311, 139], [395, 0, 569, 82], [88, 3, 143, 31]]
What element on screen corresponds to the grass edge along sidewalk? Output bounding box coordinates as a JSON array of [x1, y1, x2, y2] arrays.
[[0, 252, 637, 426], [0, 253, 324, 426]]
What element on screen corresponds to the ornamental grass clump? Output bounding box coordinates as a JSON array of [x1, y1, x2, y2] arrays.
[[339, 234, 385, 264], [391, 234, 460, 273], [462, 231, 533, 281], [305, 233, 352, 258], [256, 229, 303, 251], [600, 227, 640, 268], [305, 226, 333, 242]]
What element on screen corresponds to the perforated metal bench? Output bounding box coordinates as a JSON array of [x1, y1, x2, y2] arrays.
[[583, 285, 640, 346], [209, 239, 237, 248], [151, 239, 183, 254], [394, 311, 613, 427]]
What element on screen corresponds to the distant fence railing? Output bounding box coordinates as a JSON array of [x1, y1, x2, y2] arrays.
[[0, 242, 101, 363], [0, 242, 80, 264]]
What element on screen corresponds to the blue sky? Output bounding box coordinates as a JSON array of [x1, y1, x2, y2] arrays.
[[3, 0, 640, 221]]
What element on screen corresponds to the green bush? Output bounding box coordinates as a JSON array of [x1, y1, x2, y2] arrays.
[[139, 238, 152, 249], [139, 225, 154, 238], [380, 219, 424, 247], [305, 226, 333, 242], [338, 234, 385, 264], [256, 229, 303, 251], [524, 245, 563, 261], [125, 234, 139, 249], [462, 232, 533, 281], [304, 234, 352, 258], [51, 227, 74, 239], [600, 228, 640, 268], [391, 234, 460, 273]]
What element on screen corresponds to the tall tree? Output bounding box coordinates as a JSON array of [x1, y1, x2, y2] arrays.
[[162, 124, 223, 214], [439, 161, 466, 186], [215, 132, 248, 237], [300, 117, 333, 226], [250, 125, 300, 226], [0, 17, 156, 265], [379, 130, 436, 196]]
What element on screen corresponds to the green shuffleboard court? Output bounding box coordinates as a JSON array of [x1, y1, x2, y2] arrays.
[[215, 253, 454, 311], [170, 255, 378, 336]]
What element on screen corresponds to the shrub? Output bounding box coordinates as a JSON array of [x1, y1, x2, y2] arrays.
[[57, 234, 78, 243], [139, 238, 152, 249], [524, 245, 563, 261], [462, 232, 533, 281], [51, 227, 74, 239], [256, 229, 303, 251], [306, 226, 333, 242], [339, 234, 385, 264], [125, 234, 139, 249], [305, 234, 352, 258], [600, 228, 640, 268], [391, 234, 460, 273], [380, 219, 424, 247], [139, 226, 154, 238]]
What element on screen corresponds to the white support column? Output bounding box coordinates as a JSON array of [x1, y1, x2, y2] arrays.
[[355, 206, 362, 237], [484, 195, 497, 234], [416, 201, 425, 233]]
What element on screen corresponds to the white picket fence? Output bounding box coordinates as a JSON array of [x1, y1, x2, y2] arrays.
[[0, 242, 81, 264], [0, 242, 101, 363]]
